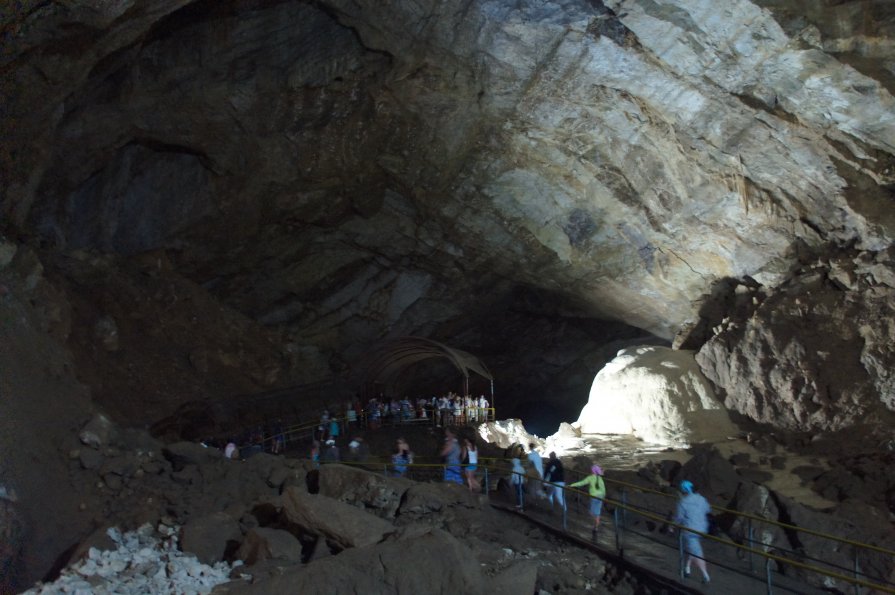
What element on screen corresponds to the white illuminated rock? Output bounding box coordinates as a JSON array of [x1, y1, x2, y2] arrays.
[[22, 524, 239, 595], [477, 418, 542, 449], [573, 346, 737, 447]]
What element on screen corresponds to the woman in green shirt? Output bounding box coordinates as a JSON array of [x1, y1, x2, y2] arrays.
[[569, 465, 606, 538]]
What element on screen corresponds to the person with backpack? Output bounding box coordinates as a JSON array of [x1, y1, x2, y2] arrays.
[[569, 464, 606, 540]]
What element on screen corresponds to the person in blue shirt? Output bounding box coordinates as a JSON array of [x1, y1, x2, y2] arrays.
[[673, 480, 711, 584], [441, 428, 463, 484]]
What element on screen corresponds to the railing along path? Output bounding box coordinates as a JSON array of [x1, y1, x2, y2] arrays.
[[312, 456, 895, 595]]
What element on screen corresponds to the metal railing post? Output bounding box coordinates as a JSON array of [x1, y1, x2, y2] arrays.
[[383, 464, 388, 477], [562, 500, 567, 531], [678, 530, 685, 579], [614, 507, 622, 554], [483, 467, 489, 495], [621, 489, 628, 529], [766, 557, 773, 595], [854, 547, 861, 595], [749, 518, 754, 572]]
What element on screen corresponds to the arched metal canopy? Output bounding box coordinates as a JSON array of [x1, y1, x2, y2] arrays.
[[360, 336, 493, 386]]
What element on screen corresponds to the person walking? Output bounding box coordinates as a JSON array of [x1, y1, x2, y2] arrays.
[[673, 480, 711, 584], [544, 452, 566, 512], [441, 428, 463, 484], [510, 457, 526, 510], [391, 438, 413, 477], [462, 438, 481, 493], [527, 443, 545, 497], [569, 464, 606, 540]]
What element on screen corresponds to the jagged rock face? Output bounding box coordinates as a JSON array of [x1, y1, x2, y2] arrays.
[[696, 248, 895, 432], [2, 2, 895, 426], [4, 0, 894, 333]]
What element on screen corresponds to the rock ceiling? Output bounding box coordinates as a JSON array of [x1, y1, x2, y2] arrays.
[[2, 0, 894, 419]]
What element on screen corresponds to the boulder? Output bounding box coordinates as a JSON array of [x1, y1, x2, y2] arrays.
[[100, 455, 140, 478], [219, 528, 483, 594], [266, 464, 305, 492], [722, 482, 786, 552], [398, 482, 485, 518], [278, 486, 393, 549], [812, 468, 864, 502], [696, 253, 895, 433], [675, 448, 741, 502], [790, 466, 826, 484], [79, 449, 104, 471], [832, 499, 892, 530], [179, 512, 241, 565], [729, 453, 751, 467], [235, 527, 302, 565], [489, 560, 538, 594], [774, 494, 895, 592], [658, 460, 681, 482], [67, 525, 118, 564], [163, 442, 223, 470], [735, 469, 773, 484], [318, 464, 412, 519], [117, 428, 163, 455], [574, 346, 738, 446], [79, 413, 117, 450]]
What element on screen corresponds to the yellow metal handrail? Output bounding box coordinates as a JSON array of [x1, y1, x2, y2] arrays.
[[313, 458, 895, 592], [514, 467, 895, 594], [561, 466, 895, 558]]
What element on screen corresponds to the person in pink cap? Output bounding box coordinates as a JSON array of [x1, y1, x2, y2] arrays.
[[569, 464, 607, 540]]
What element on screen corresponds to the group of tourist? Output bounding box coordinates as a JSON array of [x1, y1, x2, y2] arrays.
[[439, 428, 481, 492], [219, 405, 712, 585], [309, 434, 372, 467], [337, 393, 492, 430], [510, 443, 581, 519], [509, 444, 711, 583]]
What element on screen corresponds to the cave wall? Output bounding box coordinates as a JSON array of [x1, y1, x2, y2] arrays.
[[1, 1, 894, 428], [2, 1, 895, 588]]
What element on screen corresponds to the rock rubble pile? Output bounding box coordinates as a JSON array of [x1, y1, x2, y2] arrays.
[[22, 524, 238, 595]]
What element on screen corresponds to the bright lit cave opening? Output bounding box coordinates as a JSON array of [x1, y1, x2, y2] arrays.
[[565, 346, 738, 448]]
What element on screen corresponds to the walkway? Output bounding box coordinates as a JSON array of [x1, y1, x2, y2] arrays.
[[319, 456, 895, 595], [220, 409, 895, 594]]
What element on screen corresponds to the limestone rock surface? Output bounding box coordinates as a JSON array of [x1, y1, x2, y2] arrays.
[[235, 527, 302, 566], [278, 486, 394, 549], [220, 528, 484, 595], [2, 0, 894, 369], [318, 464, 412, 520], [574, 346, 737, 446], [696, 250, 895, 432]]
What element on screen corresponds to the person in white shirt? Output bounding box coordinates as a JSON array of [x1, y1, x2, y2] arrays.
[[462, 438, 481, 492], [527, 443, 545, 497], [478, 395, 490, 420]]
